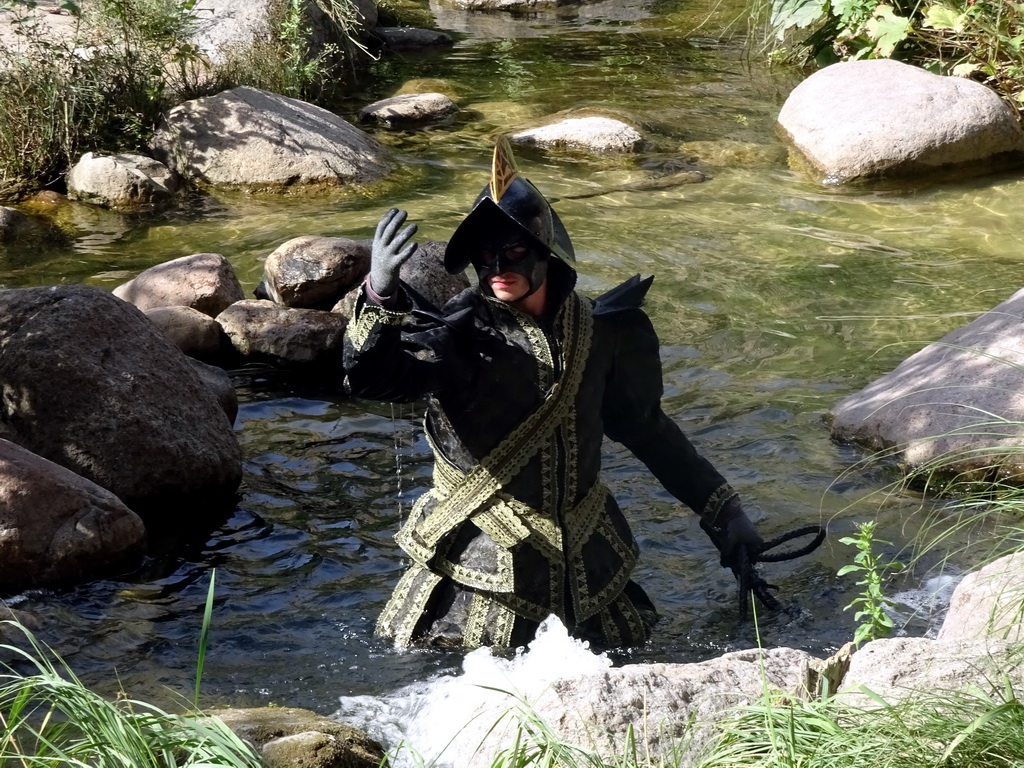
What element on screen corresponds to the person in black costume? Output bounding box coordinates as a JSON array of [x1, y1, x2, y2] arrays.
[[343, 138, 767, 650]]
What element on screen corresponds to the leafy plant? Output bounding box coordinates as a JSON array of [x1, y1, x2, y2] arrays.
[[760, 0, 1024, 110], [838, 520, 905, 646]]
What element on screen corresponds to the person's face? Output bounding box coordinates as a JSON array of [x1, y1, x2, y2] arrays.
[[471, 230, 548, 301]]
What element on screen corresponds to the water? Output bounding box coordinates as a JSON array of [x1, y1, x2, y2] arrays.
[[2, 0, 1020, 729]]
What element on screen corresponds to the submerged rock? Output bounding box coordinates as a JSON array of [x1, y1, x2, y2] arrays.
[[512, 116, 644, 153], [376, 27, 454, 50], [359, 92, 459, 129], [778, 59, 1024, 183], [150, 86, 391, 192]]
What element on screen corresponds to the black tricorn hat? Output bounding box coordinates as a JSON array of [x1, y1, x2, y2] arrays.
[[444, 137, 575, 275]]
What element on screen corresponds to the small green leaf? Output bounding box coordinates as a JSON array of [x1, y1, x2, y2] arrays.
[[922, 4, 963, 30], [866, 5, 911, 57], [770, 0, 827, 32]]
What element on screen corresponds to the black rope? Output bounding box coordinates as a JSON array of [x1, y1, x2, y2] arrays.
[[751, 525, 827, 563], [737, 525, 827, 619]]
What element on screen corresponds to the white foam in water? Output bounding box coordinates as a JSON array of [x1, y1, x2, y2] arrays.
[[891, 572, 962, 637], [332, 616, 611, 766]]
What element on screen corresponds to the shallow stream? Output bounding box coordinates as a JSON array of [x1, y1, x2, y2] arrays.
[[4, 0, 1023, 738]]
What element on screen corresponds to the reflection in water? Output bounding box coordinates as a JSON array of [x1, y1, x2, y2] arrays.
[[0, 0, 1014, 719]]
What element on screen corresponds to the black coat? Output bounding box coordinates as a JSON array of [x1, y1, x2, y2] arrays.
[[343, 263, 736, 648]]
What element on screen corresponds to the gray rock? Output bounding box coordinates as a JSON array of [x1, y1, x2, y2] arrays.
[[190, 0, 378, 64], [260, 236, 370, 309], [150, 86, 391, 191], [428, 0, 654, 37], [430, 645, 814, 768], [114, 253, 245, 317], [0, 438, 146, 591], [211, 706, 384, 768], [938, 552, 1024, 642], [376, 26, 454, 50], [778, 59, 1024, 183], [187, 358, 239, 427], [829, 285, 1024, 476], [359, 92, 459, 129], [511, 116, 644, 153], [838, 637, 1024, 707], [145, 305, 228, 362], [217, 299, 348, 366], [66, 152, 179, 210], [0, 285, 242, 516]]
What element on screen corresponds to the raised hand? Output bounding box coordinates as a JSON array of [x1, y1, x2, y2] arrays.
[[369, 208, 418, 298]]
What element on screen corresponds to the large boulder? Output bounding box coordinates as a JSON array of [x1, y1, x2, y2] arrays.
[[0, 438, 146, 592], [938, 552, 1024, 643], [66, 152, 179, 210], [829, 286, 1024, 477], [150, 86, 391, 192], [258, 236, 370, 309], [0, 286, 242, 516], [778, 59, 1024, 183], [114, 253, 245, 317]]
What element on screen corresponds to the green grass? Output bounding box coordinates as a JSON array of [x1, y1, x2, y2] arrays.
[[0, 618, 263, 768]]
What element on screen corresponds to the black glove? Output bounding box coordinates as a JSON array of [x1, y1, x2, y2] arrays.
[[369, 208, 418, 298], [702, 496, 781, 617], [711, 496, 764, 574]]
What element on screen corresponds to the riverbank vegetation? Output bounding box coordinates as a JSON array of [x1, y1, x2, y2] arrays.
[[761, 0, 1024, 109], [0, 0, 365, 198], [0, 620, 263, 767]]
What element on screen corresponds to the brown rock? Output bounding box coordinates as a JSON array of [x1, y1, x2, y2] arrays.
[[114, 253, 245, 317], [0, 438, 146, 591]]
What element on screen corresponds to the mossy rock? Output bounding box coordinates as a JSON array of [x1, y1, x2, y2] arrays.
[[209, 706, 385, 768]]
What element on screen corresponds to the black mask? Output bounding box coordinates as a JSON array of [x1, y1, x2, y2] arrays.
[[471, 234, 549, 299]]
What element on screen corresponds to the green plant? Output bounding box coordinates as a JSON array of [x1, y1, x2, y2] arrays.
[[759, 0, 1024, 110], [838, 520, 905, 646], [0, 617, 262, 767], [0, 0, 208, 195], [700, 682, 1024, 768]]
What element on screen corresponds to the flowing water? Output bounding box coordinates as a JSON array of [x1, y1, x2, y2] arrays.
[[4, 0, 1024, 740]]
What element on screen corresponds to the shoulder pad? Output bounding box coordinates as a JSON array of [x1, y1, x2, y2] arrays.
[[592, 274, 654, 316]]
